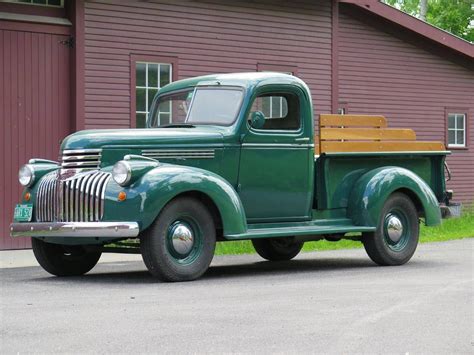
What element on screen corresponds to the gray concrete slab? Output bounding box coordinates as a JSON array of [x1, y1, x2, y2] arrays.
[[0, 249, 143, 269], [1, 239, 473, 354]]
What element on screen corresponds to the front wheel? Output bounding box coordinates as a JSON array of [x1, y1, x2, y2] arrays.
[[32, 238, 102, 276], [140, 197, 216, 282], [252, 237, 304, 261], [362, 192, 420, 266]]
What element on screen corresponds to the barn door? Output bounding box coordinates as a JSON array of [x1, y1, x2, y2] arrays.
[[0, 29, 71, 250]]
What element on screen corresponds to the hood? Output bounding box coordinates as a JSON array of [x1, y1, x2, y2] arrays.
[[60, 127, 224, 151]]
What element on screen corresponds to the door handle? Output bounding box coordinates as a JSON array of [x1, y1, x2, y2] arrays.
[[295, 137, 310, 143]]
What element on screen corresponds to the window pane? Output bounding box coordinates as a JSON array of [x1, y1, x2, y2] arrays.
[[448, 115, 455, 129], [136, 88, 146, 112], [160, 65, 171, 87], [249, 93, 300, 130], [136, 113, 146, 128], [159, 100, 171, 114], [151, 89, 193, 126], [148, 89, 158, 111], [159, 113, 171, 125], [282, 97, 288, 116], [33, 0, 47, 4], [271, 96, 281, 118], [136, 63, 146, 87], [48, 0, 61, 5], [137, 61, 173, 127], [261, 97, 270, 117], [187, 88, 243, 125], [148, 64, 158, 88], [456, 130, 464, 145], [456, 114, 465, 129], [448, 130, 455, 144]]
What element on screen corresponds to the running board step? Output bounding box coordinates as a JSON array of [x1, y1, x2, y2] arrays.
[[225, 220, 375, 240]]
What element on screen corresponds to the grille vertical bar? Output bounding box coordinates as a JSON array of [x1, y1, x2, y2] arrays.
[[35, 171, 110, 222], [95, 173, 109, 221], [47, 177, 55, 221]]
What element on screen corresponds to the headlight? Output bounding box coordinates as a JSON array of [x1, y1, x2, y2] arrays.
[[19, 164, 35, 187], [112, 161, 132, 186]]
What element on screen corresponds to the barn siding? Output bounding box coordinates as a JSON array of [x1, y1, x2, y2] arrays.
[[338, 9, 474, 204], [0, 26, 72, 250], [83, 0, 332, 129]]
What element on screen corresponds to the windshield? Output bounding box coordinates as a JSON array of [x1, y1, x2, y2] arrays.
[[149, 87, 244, 127]]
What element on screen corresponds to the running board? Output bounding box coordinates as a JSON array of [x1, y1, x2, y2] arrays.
[[225, 219, 375, 240]]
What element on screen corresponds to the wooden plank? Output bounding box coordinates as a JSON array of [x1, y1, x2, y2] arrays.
[[320, 141, 445, 153], [320, 128, 416, 141], [320, 114, 387, 127]]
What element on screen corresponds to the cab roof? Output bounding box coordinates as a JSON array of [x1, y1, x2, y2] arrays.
[[158, 72, 310, 96]]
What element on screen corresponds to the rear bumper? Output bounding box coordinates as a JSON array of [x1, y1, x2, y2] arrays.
[[10, 222, 139, 238], [440, 203, 462, 219]]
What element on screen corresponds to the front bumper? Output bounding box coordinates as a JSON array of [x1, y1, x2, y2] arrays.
[[10, 222, 139, 238]]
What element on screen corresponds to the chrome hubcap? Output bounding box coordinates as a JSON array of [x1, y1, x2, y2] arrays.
[[386, 215, 404, 243], [170, 223, 194, 255]]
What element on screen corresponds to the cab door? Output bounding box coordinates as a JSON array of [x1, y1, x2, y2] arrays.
[[237, 86, 313, 222]]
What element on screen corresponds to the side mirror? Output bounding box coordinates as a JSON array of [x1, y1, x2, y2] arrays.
[[249, 111, 265, 129]]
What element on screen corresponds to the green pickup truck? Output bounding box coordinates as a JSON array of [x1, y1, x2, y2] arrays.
[[11, 72, 455, 281]]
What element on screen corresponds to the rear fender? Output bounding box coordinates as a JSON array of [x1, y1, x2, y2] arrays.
[[347, 167, 441, 227]]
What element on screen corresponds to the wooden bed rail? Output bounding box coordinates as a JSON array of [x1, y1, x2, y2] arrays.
[[316, 114, 445, 154]]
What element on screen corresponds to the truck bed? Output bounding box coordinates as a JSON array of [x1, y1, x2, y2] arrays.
[[314, 151, 447, 211]]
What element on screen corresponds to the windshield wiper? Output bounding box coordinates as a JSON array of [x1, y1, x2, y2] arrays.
[[160, 123, 196, 128]]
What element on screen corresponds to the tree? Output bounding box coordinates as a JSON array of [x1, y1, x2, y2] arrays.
[[384, 0, 474, 42]]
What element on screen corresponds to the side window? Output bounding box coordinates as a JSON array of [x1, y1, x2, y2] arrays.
[[249, 93, 300, 130], [7, 0, 63, 7], [135, 62, 172, 127], [447, 112, 466, 148]]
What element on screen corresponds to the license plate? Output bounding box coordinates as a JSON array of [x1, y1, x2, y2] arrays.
[[14, 204, 33, 222]]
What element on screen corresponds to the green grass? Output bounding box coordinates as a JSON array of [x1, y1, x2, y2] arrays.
[[214, 209, 474, 256]]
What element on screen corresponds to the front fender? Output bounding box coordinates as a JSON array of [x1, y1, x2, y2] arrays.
[[103, 164, 247, 236], [347, 167, 441, 227]]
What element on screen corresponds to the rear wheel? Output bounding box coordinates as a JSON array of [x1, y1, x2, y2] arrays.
[[140, 197, 216, 282], [363, 192, 419, 266], [32, 238, 101, 276], [252, 237, 303, 261]]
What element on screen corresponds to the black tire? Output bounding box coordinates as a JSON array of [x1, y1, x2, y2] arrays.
[[252, 237, 303, 261], [32, 238, 101, 276], [362, 192, 420, 266], [140, 197, 216, 282]]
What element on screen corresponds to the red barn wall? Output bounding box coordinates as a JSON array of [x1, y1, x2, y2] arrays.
[[82, 0, 333, 129], [338, 8, 474, 204], [0, 22, 72, 250]]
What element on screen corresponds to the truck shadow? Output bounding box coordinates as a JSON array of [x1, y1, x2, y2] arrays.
[[24, 256, 440, 285], [205, 257, 376, 280]]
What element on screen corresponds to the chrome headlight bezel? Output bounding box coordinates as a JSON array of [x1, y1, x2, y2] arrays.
[[112, 160, 132, 186], [18, 164, 35, 187]]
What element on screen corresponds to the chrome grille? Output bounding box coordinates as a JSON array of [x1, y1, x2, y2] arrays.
[[35, 171, 111, 222], [141, 149, 215, 159], [35, 171, 59, 222], [61, 149, 102, 170]]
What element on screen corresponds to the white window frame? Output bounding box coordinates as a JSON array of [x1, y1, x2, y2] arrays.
[[5, 0, 64, 7], [265, 96, 288, 119], [260, 71, 293, 119], [135, 62, 172, 126], [447, 113, 466, 148]]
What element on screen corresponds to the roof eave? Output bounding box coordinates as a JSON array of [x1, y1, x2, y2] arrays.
[[338, 0, 474, 60]]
